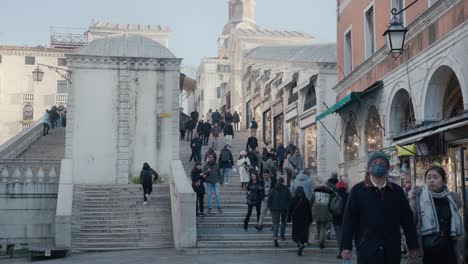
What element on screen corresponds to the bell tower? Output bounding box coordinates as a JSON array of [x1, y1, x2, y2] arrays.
[[228, 0, 256, 25]]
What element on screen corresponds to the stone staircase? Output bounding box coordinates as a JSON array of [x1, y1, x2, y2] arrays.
[[71, 184, 173, 252], [17, 127, 65, 160], [179, 129, 339, 254]]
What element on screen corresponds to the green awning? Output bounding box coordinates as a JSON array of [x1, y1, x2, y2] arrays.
[[315, 81, 383, 122]]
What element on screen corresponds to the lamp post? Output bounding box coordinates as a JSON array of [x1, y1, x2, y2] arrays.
[[32, 63, 72, 83], [383, 0, 419, 58]]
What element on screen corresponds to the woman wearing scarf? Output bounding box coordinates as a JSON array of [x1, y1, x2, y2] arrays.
[[409, 166, 464, 264]]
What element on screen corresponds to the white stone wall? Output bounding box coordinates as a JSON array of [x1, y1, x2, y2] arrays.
[[66, 55, 181, 184], [0, 48, 68, 145]]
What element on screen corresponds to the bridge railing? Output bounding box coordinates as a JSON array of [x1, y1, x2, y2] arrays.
[[0, 159, 61, 183], [0, 120, 43, 159]]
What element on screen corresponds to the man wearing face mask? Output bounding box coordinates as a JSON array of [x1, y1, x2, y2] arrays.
[[340, 152, 419, 263]]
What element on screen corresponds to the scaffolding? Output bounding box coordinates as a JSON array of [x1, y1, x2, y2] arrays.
[[50, 27, 86, 49]]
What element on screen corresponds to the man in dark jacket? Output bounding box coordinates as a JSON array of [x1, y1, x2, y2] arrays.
[[204, 154, 223, 213], [212, 109, 221, 126], [246, 135, 259, 151], [190, 109, 199, 123], [190, 133, 203, 162], [334, 180, 348, 259], [250, 118, 258, 135], [202, 120, 212, 146], [224, 111, 233, 124], [341, 152, 419, 263], [185, 119, 196, 141], [223, 123, 234, 146], [218, 145, 234, 184], [140, 162, 159, 205], [268, 177, 292, 247], [232, 111, 240, 130]]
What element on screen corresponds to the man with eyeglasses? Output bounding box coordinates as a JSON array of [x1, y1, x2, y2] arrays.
[[340, 151, 419, 263]]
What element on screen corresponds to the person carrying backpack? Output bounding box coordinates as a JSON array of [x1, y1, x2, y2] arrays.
[[311, 183, 334, 249], [218, 145, 234, 184], [140, 162, 159, 205]]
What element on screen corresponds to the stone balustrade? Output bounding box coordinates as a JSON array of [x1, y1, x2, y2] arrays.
[[0, 119, 43, 159], [0, 159, 61, 183], [169, 160, 196, 250]]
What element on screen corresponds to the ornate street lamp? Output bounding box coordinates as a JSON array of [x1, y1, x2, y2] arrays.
[[383, 16, 408, 58], [383, 0, 419, 58], [32, 63, 72, 83], [32, 66, 45, 82]]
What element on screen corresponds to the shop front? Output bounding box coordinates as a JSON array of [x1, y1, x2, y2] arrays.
[[263, 109, 272, 146], [391, 116, 468, 196], [272, 101, 284, 149], [285, 106, 298, 147]]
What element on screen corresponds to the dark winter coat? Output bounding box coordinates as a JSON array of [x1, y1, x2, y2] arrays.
[[203, 162, 223, 184], [285, 143, 297, 154], [246, 137, 258, 151], [202, 122, 212, 134], [197, 121, 204, 134], [224, 112, 233, 123], [185, 119, 196, 131], [191, 170, 206, 194], [311, 185, 333, 223], [250, 120, 258, 129], [268, 184, 292, 211], [233, 112, 240, 123], [341, 177, 418, 263], [288, 196, 313, 243], [246, 151, 259, 170], [212, 111, 221, 123], [246, 181, 264, 206], [223, 124, 234, 136], [140, 165, 158, 186], [218, 146, 234, 168], [190, 137, 203, 152], [190, 111, 199, 122], [332, 188, 348, 225], [277, 144, 286, 162]]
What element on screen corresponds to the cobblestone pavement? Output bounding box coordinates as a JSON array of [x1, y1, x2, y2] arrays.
[[0, 249, 361, 264]]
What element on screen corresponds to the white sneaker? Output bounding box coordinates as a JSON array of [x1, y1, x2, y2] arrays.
[[146, 194, 151, 200], [142, 201, 147, 205]]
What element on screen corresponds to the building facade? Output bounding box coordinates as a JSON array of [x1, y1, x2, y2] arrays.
[[320, 0, 468, 188], [242, 44, 339, 179], [0, 46, 70, 144], [0, 21, 173, 145]]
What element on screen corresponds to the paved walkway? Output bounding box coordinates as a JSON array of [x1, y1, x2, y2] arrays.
[[0, 249, 354, 264]]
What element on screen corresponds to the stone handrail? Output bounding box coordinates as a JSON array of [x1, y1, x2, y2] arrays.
[[169, 160, 196, 250], [0, 119, 43, 159], [0, 159, 61, 183]]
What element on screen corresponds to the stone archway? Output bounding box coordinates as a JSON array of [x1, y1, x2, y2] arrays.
[[424, 65, 464, 121], [389, 89, 416, 136]]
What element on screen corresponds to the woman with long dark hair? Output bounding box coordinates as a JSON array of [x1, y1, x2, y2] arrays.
[[243, 171, 263, 231], [409, 166, 464, 264], [191, 162, 207, 216], [288, 186, 312, 256]]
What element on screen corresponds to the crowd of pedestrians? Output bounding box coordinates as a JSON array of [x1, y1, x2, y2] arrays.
[[182, 109, 465, 263], [42, 106, 67, 136]]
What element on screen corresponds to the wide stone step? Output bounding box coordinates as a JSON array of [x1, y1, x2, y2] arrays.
[[197, 240, 338, 248], [72, 241, 172, 249], [72, 208, 171, 214], [73, 236, 173, 243], [196, 222, 272, 228], [185, 247, 339, 255], [72, 227, 172, 232], [72, 222, 172, 228], [73, 231, 172, 237]]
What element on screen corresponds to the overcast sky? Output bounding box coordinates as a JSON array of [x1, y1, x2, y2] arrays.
[[0, 0, 337, 67]]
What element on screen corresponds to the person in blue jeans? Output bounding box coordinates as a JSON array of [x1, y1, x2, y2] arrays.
[[219, 145, 234, 184], [203, 154, 223, 214], [268, 177, 292, 247]]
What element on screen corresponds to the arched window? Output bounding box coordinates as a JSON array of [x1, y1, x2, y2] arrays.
[[344, 118, 359, 162], [366, 106, 383, 153], [23, 105, 33, 120], [288, 72, 299, 104], [303, 77, 317, 111], [389, 89, 416, 135]]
